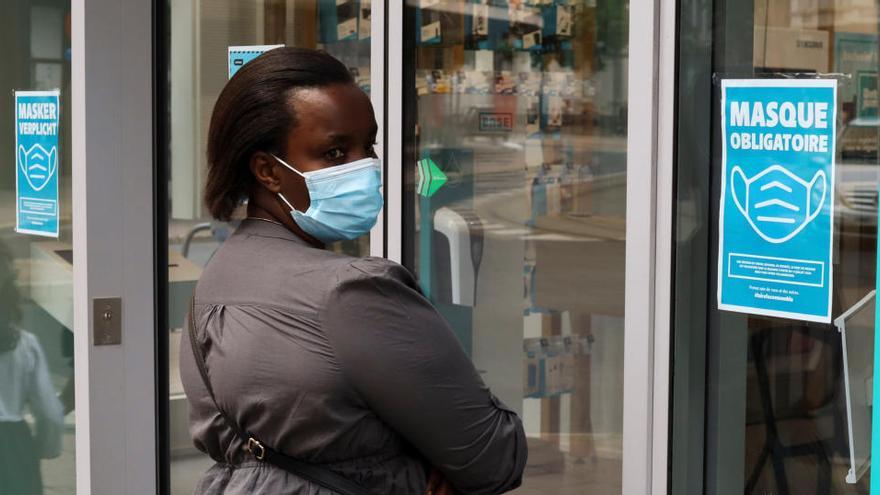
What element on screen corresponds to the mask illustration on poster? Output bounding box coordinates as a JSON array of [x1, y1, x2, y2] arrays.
[[730, 164, 827, 244], [18, 144, 58, 192]]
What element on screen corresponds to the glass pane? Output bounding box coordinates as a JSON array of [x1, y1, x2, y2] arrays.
[[164, 2, 373, 492], [672, 1, 880, 494], [0, 1, 75, 494], [402, 0, 629, 492]]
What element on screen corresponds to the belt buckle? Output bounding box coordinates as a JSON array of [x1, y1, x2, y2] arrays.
[[247, 437, 266, 460]]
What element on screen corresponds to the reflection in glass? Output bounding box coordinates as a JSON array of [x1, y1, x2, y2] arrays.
[[0, 1, 76, 494], [404, 0, 629, 492], [0, 240, 65, 495], [744, 3, 878, 494], [673, 0, 880, 493]]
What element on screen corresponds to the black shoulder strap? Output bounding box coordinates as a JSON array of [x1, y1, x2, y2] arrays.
[[187, 298, 372, 495]]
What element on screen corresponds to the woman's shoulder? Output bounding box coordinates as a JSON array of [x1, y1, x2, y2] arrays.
[[329, 257, 424, 299], [336, 256, 416, 285], [323, 258, 427, 324]]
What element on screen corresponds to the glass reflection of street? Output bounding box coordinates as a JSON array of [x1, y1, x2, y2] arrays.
[[406, 2, 629, 492], [0, 1, 76, 493]]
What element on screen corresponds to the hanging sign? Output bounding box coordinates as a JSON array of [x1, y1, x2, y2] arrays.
[[228, 45, 284, 79], [717, 79, 836, 323], [15, 90, 61, 238]]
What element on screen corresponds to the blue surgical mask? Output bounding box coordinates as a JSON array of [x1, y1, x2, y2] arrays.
[[272, 154, 383, 243]]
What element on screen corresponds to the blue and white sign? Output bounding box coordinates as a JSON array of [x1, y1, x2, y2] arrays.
[[718, 79, 836, 322], [228, 45, 284, 79], [15, 90, 60, 238]]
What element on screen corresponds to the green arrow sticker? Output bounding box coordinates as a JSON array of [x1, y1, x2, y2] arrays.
[[416, 158, 447, 197]]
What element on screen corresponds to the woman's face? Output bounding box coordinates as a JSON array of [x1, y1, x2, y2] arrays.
[[276, 83, 378, 212]]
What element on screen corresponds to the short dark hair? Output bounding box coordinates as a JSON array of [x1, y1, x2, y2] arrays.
[[204, 47, 355, 220]]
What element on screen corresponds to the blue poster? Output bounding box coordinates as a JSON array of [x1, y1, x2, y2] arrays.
[[227, 45, 284, 79], [717, 79, 836, 323], [15, 90, 60, 238]]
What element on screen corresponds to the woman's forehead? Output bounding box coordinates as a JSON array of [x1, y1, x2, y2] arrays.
[[289, 85, 374, 129]]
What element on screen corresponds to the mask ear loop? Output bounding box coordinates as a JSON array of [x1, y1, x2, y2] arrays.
[[270, 153, 305, 177], [277, 191, 298, 214], [271, 153, 306, 214]]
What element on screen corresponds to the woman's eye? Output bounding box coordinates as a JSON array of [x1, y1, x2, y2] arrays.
[[325, 148, 345, 160]]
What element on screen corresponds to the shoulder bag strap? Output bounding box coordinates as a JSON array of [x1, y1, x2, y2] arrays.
[[186, 298, 372, 495]]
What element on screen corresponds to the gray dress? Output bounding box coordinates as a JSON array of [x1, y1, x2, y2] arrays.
[[180, 219, 528, 494]]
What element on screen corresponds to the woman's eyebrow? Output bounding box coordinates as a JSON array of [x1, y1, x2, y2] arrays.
[[321, 128, 377, 144], [319, 132, 351, 144]]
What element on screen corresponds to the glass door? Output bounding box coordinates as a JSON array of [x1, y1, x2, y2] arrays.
[[672, 1, 880, 494], [0, 1, 75, 493], [160, 2, 378, 492], [401, 0, 630, 491]]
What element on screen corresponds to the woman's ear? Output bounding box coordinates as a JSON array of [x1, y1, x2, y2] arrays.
[[249, 151, 283, 193]]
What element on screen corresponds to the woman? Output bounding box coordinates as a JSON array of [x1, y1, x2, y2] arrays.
[[181, 47, 527, 494], [0, 242, 64, 494]]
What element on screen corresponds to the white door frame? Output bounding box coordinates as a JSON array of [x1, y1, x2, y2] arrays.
[[73, 0, 390, 491], [69, 0, 679, 491], [369, 0, 387, 257], [72, 0, 157, 492], [623, 0, 676, 493], [381, 0, 679, 493], [385, 0, 404, 263]]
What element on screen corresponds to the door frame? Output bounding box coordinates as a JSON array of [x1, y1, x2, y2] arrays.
[[72, 0, 158, 492], [370, 0, 388, 257], [623, 0, 676, 493], [69, 0, 680, 491], [385, 0, 404, 263], [381, 0, 679, 492]]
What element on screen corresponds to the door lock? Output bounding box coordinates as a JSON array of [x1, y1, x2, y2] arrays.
[[93, 297, 122, 346]]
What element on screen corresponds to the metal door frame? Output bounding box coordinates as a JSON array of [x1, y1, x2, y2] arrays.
[[72, 0, 158, 492], [623, 0, 676, 493], [382, 0, 679, 493], [385, 0, 404, 263], [71, 0, 398, 491], [70, 0, 679, 491], [370, 0, 388, 257]]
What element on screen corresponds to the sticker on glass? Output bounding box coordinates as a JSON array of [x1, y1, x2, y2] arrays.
[[15, 90, 61, 238], [227, 45, 284, 79]]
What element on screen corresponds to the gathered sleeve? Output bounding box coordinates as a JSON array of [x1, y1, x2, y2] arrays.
[[322, 260, 528, 494]]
